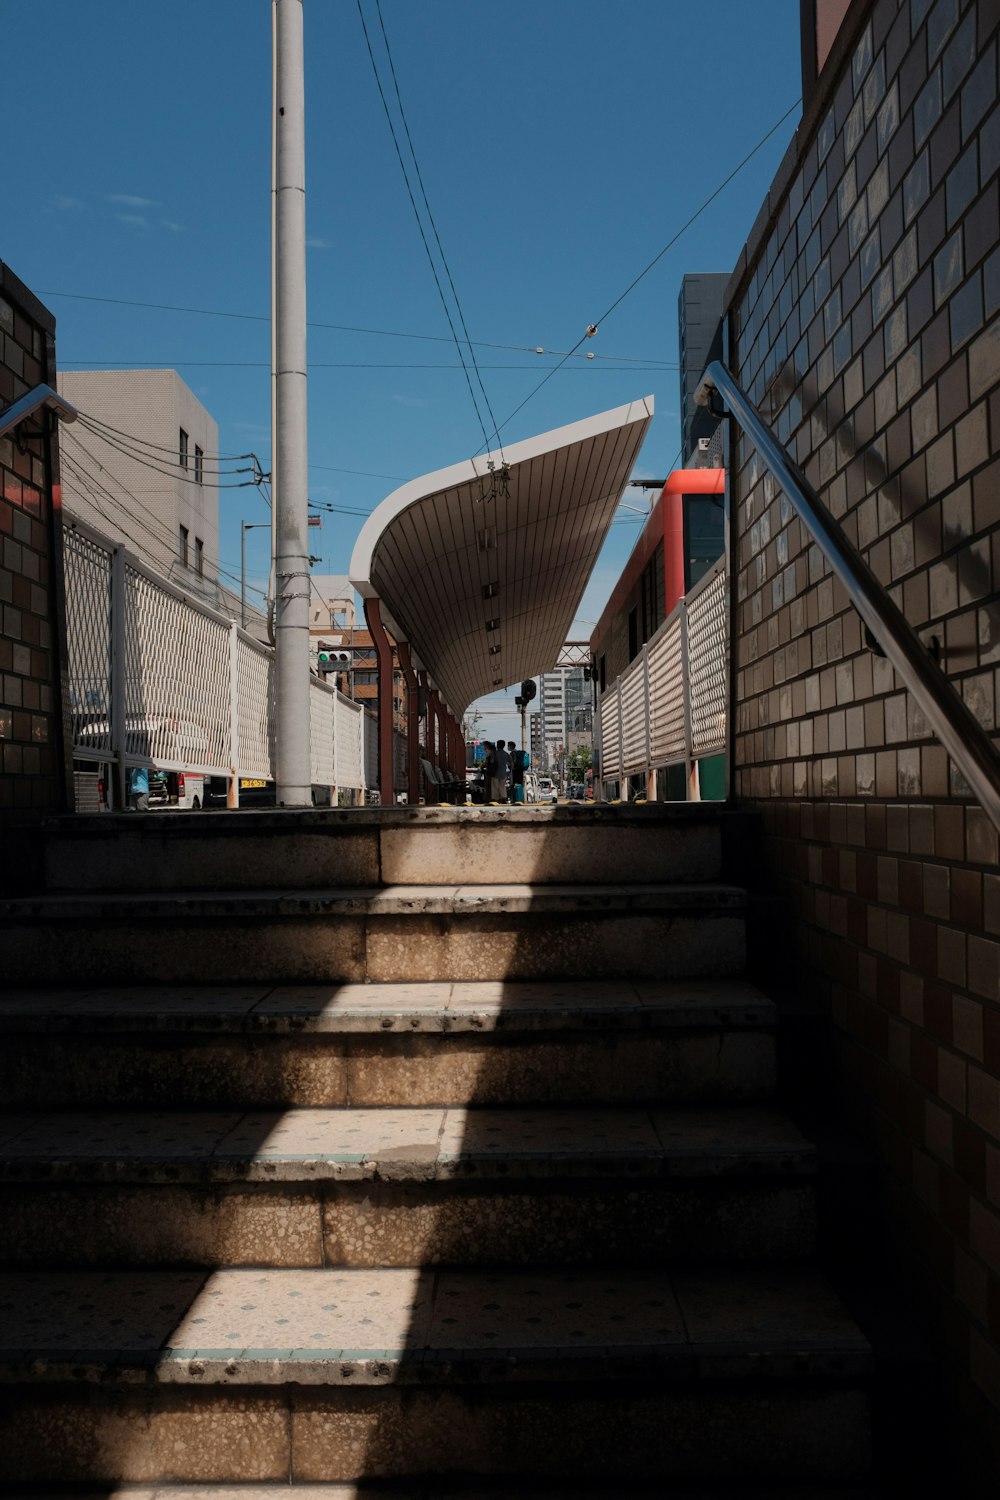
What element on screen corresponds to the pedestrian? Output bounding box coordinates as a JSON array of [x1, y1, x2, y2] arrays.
[[128, 764, 150, 812], [494, 739, 511, 803]]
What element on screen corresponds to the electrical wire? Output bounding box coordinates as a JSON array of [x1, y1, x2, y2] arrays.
[[72, 415, 261, 490], [71, 408, 255, 462], [61, 434, 269, 605], [62, 449, 267, 606], [74, 416, 257, 480], [479, 97, 801, 452], [41, 288, 675, 366], [61, 359, 678, 372], [374, 0, 505, 460], [356, 0, 493, 457]]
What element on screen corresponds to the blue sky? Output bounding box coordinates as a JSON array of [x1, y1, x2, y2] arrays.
[[5, 0, 802, 743]]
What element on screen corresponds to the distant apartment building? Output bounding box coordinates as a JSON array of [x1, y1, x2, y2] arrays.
[[57, 369, 222, 605], [531, 664, 591, 773], [677, 273, 728, 464]]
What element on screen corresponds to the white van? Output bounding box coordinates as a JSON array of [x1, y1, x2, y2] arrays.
[[74, 716, 211, 811]]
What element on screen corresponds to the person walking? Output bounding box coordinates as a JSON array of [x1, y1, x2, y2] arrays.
[[494, 739, 511, 803], [128, 764, 150, 812]]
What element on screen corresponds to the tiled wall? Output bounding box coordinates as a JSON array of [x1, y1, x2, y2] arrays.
[[0, 264, 68, 814], [727, 0, 1000, 1475]]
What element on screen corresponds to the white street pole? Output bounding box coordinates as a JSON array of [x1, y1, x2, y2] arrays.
[[272, 0, 311, 805]]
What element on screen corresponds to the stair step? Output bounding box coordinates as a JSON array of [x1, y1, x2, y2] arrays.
[[0, 982, 776, 1108], [0, 1106, 816, 1267], [0, 1265, 870, 1384], [0, 883, 746, 984], [0, 977, 773, 1032], [0, 1267, 872, 1483], [0, 1488, 890, 1500], [38, 803, 724, 893]]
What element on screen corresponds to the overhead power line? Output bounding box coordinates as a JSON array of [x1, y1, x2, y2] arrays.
[[356, 0, 495, 457], [40, 290, 675, 366], [478, 97, 802, 452]]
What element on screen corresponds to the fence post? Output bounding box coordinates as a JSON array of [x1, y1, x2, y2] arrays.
[[679, 599, 698, 802], [641, 641, 653, 800], [617, 679, 626, 801], [228, 624, 240, 808], [109, 543, 127, 810]]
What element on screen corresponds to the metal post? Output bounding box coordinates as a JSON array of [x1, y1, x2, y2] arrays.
[[641, 642, 654, 800], [273, 0, 311, 805], [241, 523, 247, 630], [110, 542, 127, 810], [679, 600, 698, 801], [617, 680, 625, 801], [363, 596, 395, 807], [228, 623, 240, 808], [396, 641, 422, 804]]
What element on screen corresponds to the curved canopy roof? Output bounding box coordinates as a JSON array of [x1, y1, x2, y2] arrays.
[[349, 396, 654, 716]]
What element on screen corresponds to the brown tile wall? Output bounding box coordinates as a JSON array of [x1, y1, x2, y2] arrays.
[[0, 264, 68, 814], [727, 0, 1000, 1475]]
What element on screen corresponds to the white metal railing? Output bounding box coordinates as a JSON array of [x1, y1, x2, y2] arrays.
[[596, 558, 726, 794], [64, 518, 365, 807]]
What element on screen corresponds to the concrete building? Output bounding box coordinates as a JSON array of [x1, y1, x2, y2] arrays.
[[677, 272, 729, 463], [57, 369, 222, 606], [533, 664, 591, 775]]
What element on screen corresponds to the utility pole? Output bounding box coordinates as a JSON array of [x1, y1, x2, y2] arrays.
[[272, 0, 311, 804]]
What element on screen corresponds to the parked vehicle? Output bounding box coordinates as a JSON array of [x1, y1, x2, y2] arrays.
[[536, 776, 558, 803], [74, 715, 212, 811]]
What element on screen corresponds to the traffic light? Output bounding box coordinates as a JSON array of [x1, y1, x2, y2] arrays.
[[317, 647, 350, 675]]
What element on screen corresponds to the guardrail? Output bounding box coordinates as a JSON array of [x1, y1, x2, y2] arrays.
[[699, 360, 1000, 833], [596, 558, 727, 795], [63, 518, 366, 808]]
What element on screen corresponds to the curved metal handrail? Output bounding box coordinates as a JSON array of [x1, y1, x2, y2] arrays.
[[698, 360, 1000, 833]]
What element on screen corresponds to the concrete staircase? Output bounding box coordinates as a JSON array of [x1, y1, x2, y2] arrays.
[[0, 805, 876, 1495]]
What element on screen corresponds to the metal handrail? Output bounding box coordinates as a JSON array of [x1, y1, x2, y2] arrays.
[[698, 360, 1000, 833], [0, 384, 77, 439]]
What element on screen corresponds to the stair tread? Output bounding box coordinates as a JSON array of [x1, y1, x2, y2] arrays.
[[1, 881, 746, 918], [0, 978, 775, 1033], [0, 1265, 870, 1384], [0, 1104, 815, 1182], [0, 1487, 888, 1499]]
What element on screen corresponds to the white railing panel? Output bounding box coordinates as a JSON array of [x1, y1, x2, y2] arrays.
[[620, 667, 647, 774], [310, 679, 335, 787], [596, 555, 727, 792], [648, 615, 686, 763], [339, 691, 365, 792], [234, 635, 274, 781], [688, 566, 728, 756]]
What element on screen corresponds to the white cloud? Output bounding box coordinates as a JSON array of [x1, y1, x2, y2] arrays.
[[160, 220, 184, 233], [306, 236, 334, 249], [116, 213, 148, 228], [46, 195, 85, 212], [107, 193, 158, 208], [392, 394, 430, 409]]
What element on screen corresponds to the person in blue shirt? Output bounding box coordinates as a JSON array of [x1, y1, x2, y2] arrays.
[[129, 764, 150, 812]]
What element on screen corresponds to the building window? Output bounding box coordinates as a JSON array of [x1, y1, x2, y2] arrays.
[[195, 537, 204, 577], [178, 525, 189, 567], [194, 445, 204, 484], [179, 429, 189, 469]]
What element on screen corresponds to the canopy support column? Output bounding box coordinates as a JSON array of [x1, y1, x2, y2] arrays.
[[363, 595, 395, 808], [396, 640, 422, 806]]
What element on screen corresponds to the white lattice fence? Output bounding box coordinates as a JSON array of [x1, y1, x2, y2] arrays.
[[63, 518, 366, 800], [64, 528, 113, 752]]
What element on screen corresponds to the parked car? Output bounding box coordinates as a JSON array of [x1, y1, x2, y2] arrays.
[[536, 776, 558, 803]]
